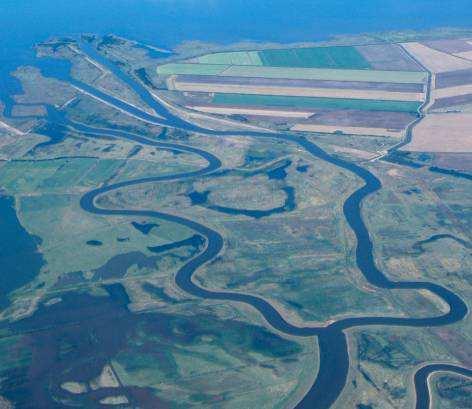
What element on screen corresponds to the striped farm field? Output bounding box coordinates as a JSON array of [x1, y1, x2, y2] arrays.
[[157, 63, 427, 84], [171, 81, 424, 101], [211, 93, 422, 113], [222, 66, 426, 83]]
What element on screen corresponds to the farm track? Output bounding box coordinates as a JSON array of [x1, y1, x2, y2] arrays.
[[43, 42, 470, 408]]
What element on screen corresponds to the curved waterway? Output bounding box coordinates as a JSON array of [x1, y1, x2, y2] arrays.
[[413, 364, 472, 409], [46, 45, 470, 408]]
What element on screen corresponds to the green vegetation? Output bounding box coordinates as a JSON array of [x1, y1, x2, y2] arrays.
[[193, 46, 370, 69], [0, 158, 96, 193], [433, 373, 472, 409], [334, 327, 456, 408], [129, 131, 403, 324], [212, 93, 422, 112], [357, 332, 422, 369], [3, 33, 471, 409], [258, 46, 371, 69], [0, 63, 317, 405]]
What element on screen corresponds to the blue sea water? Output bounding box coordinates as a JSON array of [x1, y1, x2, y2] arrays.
[[1, 1, 472, 62], [1, 0, 471, 115], [1, 0, 471, 103]]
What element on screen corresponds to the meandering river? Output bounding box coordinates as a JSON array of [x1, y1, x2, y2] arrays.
[[18, 42, 472, 408]]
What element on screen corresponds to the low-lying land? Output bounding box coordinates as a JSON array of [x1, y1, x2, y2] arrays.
[[1, 30, 471, 409]]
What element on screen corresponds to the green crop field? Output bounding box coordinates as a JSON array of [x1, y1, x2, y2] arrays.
[[193, 46, 370, 69], [258, 46, 371, 69], [196, 51, 263, 65], [212, 93, 422, 112], [157, 63, 427, 83]]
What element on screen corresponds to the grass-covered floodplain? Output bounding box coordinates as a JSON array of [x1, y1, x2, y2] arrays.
[[212, 93, 422, 112], [157, 63, 427, 83]]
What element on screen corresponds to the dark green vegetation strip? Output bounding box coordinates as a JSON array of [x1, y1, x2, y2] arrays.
[[212, 93, 422, 113], [258, 46, 371, 69]]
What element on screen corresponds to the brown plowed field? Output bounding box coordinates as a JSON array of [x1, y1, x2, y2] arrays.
[[404, 113, 472, 152], [304, 109, 416, 130], [432, 84, 472, 99], [356, 44, 423, 71], [291, 123, 402, 137], [431, 93, 472, 109], [433, 152, 472, 171], [454, 50, 472, 61], [423, 39, 472, 53], [401, 42, 472, 73], [435, 68, 472, 89]]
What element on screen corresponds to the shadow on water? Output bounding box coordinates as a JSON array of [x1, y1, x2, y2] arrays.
[[0, 282, 302, 408]]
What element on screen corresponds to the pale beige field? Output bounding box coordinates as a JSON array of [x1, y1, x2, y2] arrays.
[[454, 50, 472, 61], [401, 42, 472, 73], [403, 113, 472, 152], [187, 105, 315, 118], [0, 120, 23, 135], [291, 123, 403, 137], [432, 84, 472, 99], [173, 81, 424, 102]]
